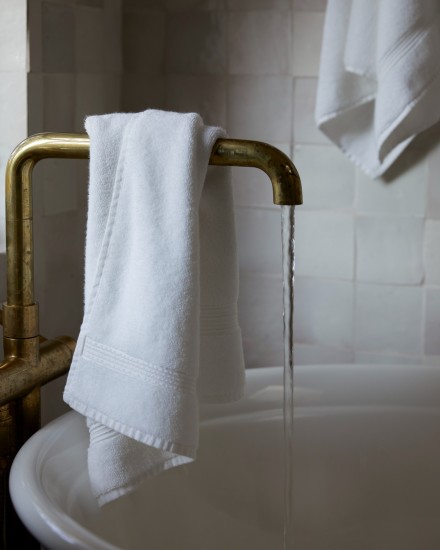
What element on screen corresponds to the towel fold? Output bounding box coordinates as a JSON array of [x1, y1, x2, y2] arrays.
[[315, 0, 440, 178], [64, 110, 245, 505]]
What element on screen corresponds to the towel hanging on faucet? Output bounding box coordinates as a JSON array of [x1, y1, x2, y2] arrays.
[[63, 110, 245, 505], [315, 0, 440, 178]]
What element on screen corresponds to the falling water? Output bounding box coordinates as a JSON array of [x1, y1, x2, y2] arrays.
[[281, 205, 295, 550]]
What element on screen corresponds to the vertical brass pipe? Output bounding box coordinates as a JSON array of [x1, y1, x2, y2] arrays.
[[2, 134, 89, 549], [5, 133, 90, 309], [3, 134, 89, 441]]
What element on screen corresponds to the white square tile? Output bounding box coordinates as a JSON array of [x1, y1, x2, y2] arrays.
[[123, 11, 165, 74], [238, 272, 284, 368], [121, 74, 165, 112], [293, 0, 327, 11], [43, 74, 76, 132], [235, 207, 282, 274], [166, 75, 226, 127], [356, 150, 427, 216], [78, 0, 105, 6], [233, 143, 291, 207], [294, 344, 354, 365], [409, 118, 440, 150], [295, 210, 354, 279], [28, 0, 43, 72], [0, 72, 27, 151], [75, 5, 106, 73], [166, 0, 226, 10], [28, 73, 44, 135], [293, 145, 355, 209], [292, 12, 324, 77], [38, 211, 85, 337], [75, 74, 122, 131], [227, 0, 290, 9], [42, 1, 76, 72], [293, 77, 330, 144], [427, 141, 440, 219], [356, 217, 424, 285], [102, 0, 123, 74], [356, 284, 423, 355], [228, 76, 293, 143], [424, 288, 440, 356], [42, 159, 78, 216], [295, 277, 354, 348], [123, 0, 165, 11], [424, 220, 440, 284], [0, 0, 27, 71], [228, 11, 290, 75], [166, 12, 226, 75]]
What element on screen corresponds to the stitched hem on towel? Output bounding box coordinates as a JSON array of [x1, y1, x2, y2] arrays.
[[63, 395, 197, 459]]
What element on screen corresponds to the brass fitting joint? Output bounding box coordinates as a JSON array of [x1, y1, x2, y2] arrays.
[[2, 303, 39, 339]]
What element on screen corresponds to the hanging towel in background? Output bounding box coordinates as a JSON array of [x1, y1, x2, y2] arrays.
[[64, 110, 245, 506], [315, 0, 440, 178]]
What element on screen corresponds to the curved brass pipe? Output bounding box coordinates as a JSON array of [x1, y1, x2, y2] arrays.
[[210, 139, 302, 206], [1, 132, 302, 546], [5, 133, 90, 308], [5, 132, 302, 311]]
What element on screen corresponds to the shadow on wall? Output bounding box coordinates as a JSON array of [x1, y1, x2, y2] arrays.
[[383, 120, 440, 184]]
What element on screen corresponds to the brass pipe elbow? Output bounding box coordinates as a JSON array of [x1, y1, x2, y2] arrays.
[[210, 139, 303, 206]]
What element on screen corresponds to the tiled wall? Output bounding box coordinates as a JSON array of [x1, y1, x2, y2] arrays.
[[26, 0, 123, 422], [3, 0, 440, 420], [0, 0, 27, 277], [122, 0, 440, 369], [0, 0, 27, 360]]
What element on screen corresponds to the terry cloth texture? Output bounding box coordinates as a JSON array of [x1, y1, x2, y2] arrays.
[[316, 0, 440, 178], [64, 110, 245, 505]]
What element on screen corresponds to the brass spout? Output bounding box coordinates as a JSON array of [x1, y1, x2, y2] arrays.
[[210, 139, 303, 206]]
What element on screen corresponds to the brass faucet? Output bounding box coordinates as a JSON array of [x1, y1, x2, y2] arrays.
[[0, 132, 302, 547]]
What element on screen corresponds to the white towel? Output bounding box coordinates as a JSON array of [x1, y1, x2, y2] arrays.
[[315, 0, 440, 178], [64, 110, 245, 505]]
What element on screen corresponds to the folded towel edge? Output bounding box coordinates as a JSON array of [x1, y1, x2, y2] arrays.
[[96, 454, 193, 506], [63, 393, 198, 459]]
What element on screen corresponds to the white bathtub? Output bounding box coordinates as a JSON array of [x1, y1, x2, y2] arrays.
[[10, 364, 440, 550]]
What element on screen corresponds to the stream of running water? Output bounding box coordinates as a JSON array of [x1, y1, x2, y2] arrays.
[[281, 205, 296, 550]]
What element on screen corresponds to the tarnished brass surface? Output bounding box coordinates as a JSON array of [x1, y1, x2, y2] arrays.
[[0, 338, 74, 407], [2, 335, 39, 362], [1, 131, 303, 425], [211, 139, 303, 206], [2, 303, 39, 339], [0, 131, 303, 547], [4, 132, 301, 317], [5, 133, 89, 308]]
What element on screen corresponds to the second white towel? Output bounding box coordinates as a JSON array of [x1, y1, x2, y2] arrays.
[[64, 110, 245, 505], [316, 0, 440, 178]]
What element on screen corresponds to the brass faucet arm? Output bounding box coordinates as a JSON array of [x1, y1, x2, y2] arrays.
[[0, 131, 302, 546], [210, 139, 303, 206]]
